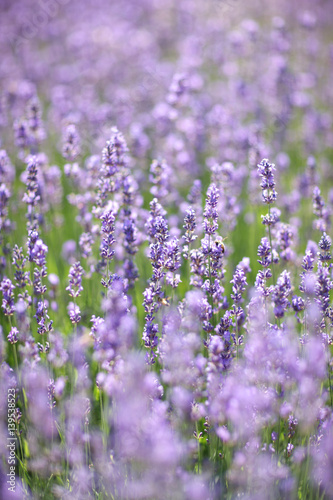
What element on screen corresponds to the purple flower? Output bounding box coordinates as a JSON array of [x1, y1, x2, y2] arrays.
[[313, 186, 330, 232], [315, 262, 332, 318], [188, 179, 202, 205], [203, 183, 219, 235], [277, 223, 295, 261], [257, 158, 277, 204], [0, 278, 15, 315], [100, 210, 116, 262], [183, 207, 197, 244], [164, 237, 181, 273], [26, 96, 46, 147], [62, 123, 80, 162], [28, 233, 48, 267], [22, 156, 40, 213], [0, 183, 11, 232], [231, 267, 248, 305], [262, 207, 280, 227], [61, 239, 77, 263], [79, 232, 94, 259], [123, 218, 137, 256], [34, 300, 53, 335], [149, 158, 171, 200], [318, 232, 331, 263], [66, 261, 84, 298], [68, 302, 81, 324], [272, 270, 292, 318], [8, 327, 19, 344], [12, 245, 30, 290], [101, 127, 128, 178], [257, 237, 272, 268], [0, 149, 14, 184]]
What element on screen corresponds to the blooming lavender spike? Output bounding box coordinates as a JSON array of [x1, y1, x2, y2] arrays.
[[276, 223, 295, 261], [12, 245, 30, 290], [203, 183, 219, 236], [149, 158, 170, 200], [101, 127, 128, 177], [7, 326, 19, 344], [0, 183, 11, 234], [257, 158, 277, 204], [79, 232, 94, 259], [66, 261, 84, 298], [183, 208, 197, 244], [272, 270, 292, 318], [34, 300, 53, 335], [100, 210, 116, 262], [257, 237, 272, 268], [315, 262, 332, 321], [231, 266, 248, 305], [62, 123, 80, 162], [262, 207, 281, 227], [26, 96, 45, 148], [22, 156, 40, 231], [0, 150, 14, 184], [318, 232, 332, 263], [28, 234, 48, 268], [164, 237, 181, 273], [0, 278, 15, 315], [67, 302, 81, 324], [313, 186, 330, 232]]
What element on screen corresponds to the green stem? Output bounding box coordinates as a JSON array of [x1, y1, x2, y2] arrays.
[[268, 205, 276, 286], [195, 421, 201, 474]]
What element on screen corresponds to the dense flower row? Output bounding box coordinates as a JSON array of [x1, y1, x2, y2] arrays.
[[1, 1, 333, 499]]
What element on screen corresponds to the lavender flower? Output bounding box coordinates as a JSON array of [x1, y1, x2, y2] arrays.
[[22, 156, 40, 231], [28, 233, 48, 267], [272, 270, 292, 318], [26, 96, 45, 148], [12, 245, 30, 290], [100, 210, 116, 262], [102, 127, 128, 177], [95, 128, 129, 211], [0, 278, 15, 315], [123, 218, 137, 256], [257, 158, 277, 204], [7, 327, 19, 344], [149, 158, 170, 200], [0, 183, 11, 233], [277, 223, 295, 261], [315, 262, 332, 321], [164, 237, 181, 273], [188, 179, 202, 205], [318, 232, 332, 263], [231, 267, 248, 305], [183, 207, 197, 244], [145, 198, 167, 242], [62, 124, 80, 162], [262, 207, 281, 227], [68, 302, 81, 324], [313, 186, 330, 232], [32, 267, 47, 296], [79, 232, 94, 259], [66, 261, 84, 298], [0, 150, 14, 184], [203, 183, 219, 236], [257, 237, 272, 268]]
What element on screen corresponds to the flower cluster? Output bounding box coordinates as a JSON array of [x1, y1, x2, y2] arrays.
[[1, 3, 333, 499], [66, 261, 84, 298]]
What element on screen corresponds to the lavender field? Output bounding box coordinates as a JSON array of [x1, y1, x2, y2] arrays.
[[1, 0, 333, 498]]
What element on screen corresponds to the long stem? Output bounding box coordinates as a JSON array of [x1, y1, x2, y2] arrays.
[[195, 421, 201, 474], [268, 205, 276, 286]]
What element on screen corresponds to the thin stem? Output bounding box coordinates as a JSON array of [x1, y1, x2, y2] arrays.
[[268, 205, 276, 286]]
